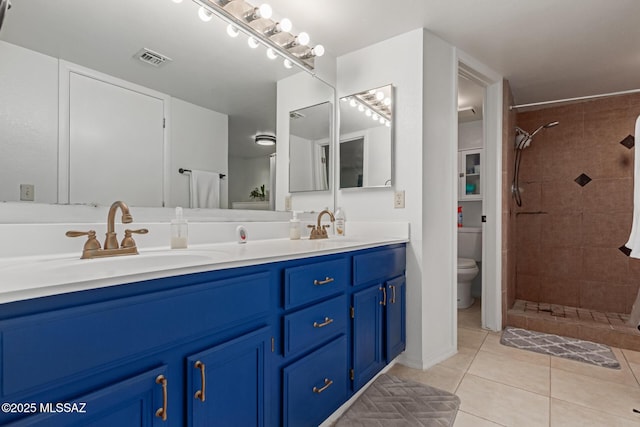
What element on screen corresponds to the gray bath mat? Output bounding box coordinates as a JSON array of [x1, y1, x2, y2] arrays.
[[334, 374, 460, 427], [501, 327, 620, 369]]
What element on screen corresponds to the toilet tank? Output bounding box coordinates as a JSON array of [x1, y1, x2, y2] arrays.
[[458, 227, 482, 261]]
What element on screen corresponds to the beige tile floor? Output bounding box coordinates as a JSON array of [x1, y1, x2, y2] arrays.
[[389, 300, 640, 426]]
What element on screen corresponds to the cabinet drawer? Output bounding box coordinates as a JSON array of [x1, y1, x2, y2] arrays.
[[353, 247, 406, 286], [0, 272, 271, 397], [283, 295, 347, 356], [283, 335, 348, 427], [284, 258, 349, 309]]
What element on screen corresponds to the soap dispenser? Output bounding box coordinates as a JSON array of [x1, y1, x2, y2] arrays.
[[171, 206, 188, 249], [289, 211, 301, 240]]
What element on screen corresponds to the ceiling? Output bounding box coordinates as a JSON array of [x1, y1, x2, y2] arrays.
[[1, 0, 638, 159], [268, 0, 640, 106]]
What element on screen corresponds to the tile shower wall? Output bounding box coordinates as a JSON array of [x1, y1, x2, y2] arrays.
[[514, 93, 640, 314]]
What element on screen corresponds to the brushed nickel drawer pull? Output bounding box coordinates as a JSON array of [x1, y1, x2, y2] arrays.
[[194, 360, 206, 402], [312, 378, 333, 393], [314, 277, 334, 286], [380, 286, 387, 306], [313, 317, 334, 328], [155, 374, 168, 421], [390, 285, 396, 304]]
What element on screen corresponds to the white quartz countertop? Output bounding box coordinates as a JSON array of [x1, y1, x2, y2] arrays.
[[0, 235, 408, 304]]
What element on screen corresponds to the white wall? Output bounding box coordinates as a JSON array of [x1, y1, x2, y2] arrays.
[[458, 120, 483, 150], [169, 98, 228, 208], [0, 41, 229, 209], [288, 135, 315, 192], [228, 156, 270, 204], [276, 72, 334, 212], [336, 29, 460, 368], [0, 40, 58, 203]]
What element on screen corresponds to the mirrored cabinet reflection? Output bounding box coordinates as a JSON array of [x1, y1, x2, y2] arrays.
[[458, 148, 482, 200], [339, 84, 393, 189], [289, 102, 332, 193]]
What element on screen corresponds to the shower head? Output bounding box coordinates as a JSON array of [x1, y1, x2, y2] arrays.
[[515, 121, 559, 150]]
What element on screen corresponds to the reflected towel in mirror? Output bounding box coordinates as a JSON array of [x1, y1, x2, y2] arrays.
[[189, 170, 220, 209]]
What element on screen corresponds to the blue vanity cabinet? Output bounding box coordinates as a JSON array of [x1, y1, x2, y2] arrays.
[[187, 327, 270, 427], [279, 257, 351, 427], [351, 246, 407, 391], [4, 366, 169, 427], [0, 269, 274, 426]]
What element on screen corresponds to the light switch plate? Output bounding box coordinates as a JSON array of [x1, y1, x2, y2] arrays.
[[20, 184, 34, 201], [284, 195, 292, 211], [394, 190, 405, 208]]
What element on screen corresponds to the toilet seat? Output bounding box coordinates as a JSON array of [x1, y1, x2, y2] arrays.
[[458, 258, 477, 269]]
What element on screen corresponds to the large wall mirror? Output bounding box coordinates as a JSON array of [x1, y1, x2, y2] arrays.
[[289, 102, 331, 193], [0, 0, 333, 212], [339, 84, 393, 189]]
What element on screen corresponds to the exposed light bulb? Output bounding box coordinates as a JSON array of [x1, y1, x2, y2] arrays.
[[258, 4, 273, 19], [279, 18, 292, 33], [379, 117, 385, 124], [349, 99, 357, 107], [226, 24, 239, 37], [376, 91, 384, 101], [248, 37, 260, 48], [312, 45, 325, 57], [372, 113, 379, 121], [266, 48, 278, 60], [172, 0, 183, 3], [365, 110, 372, 117], [283, 58, 293, 69], [297, 32, 310, 46], [341, 97, 348, 102], [358, 105, 364, 112], [384, 98, 391, 106], [368, 89, 376, 94], [385, 120, 391, 127], [198, 7, 213, 22]]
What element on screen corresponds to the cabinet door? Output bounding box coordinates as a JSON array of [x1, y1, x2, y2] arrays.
[[352, 285, 384, 391], [459, 148, 482, 201], [187, 327, 269, 427], [386, 276, 406, 362], [4, 366, 168, 427]]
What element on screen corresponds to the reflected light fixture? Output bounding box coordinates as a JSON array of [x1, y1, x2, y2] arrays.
[[172, 0, 183, 3], [189, 0, 325, 71], [283, 59, 293, 69], [255, 134, 276, 146], [198, 6, 213, 21]]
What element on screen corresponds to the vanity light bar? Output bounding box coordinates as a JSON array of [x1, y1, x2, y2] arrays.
[[345, 94, 392, 122], [190, 0, 323, 71]]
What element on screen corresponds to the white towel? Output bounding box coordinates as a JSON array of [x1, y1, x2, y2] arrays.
[[625, 115, 640, 327], [189, 170, 220, 209]]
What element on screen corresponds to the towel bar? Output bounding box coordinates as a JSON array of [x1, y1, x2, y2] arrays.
[[179, 168, 225, 179]]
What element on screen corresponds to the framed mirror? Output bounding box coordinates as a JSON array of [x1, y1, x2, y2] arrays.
[[0, 0, 333, 213], [289, 102, 332, 193], [339, 84, 393, 189]]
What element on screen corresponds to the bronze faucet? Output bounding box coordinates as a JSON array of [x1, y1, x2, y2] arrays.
[[307, 209, 335, 239], [66, 201, 148, 259]]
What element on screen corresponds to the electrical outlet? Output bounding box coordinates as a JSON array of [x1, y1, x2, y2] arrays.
[[394, 190, 405, 208], [284, 195, 292, 211], [20, 184, 34, 201]]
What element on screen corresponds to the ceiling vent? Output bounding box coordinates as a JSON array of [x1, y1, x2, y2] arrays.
[[134, 48, 172, 67], [289, 111, 305, 120]]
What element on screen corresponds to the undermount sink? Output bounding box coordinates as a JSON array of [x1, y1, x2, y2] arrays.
[[2, 250, 229, 289]]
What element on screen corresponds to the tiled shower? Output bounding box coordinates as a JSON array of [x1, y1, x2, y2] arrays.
[[503, 88, 640, 350]]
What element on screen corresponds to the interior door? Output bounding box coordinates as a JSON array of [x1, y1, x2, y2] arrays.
[[69, 71, 164, 206]]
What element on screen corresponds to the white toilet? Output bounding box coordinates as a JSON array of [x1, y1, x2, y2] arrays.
[[458, 227, 482, 309]]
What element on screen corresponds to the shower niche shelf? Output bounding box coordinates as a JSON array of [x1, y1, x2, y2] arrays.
[[459, 148, 482, 201]]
